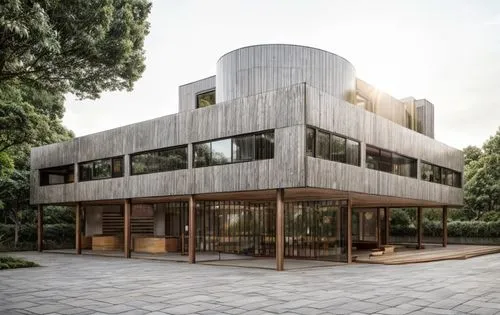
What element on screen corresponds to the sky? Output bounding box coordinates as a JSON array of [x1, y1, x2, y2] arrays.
[[62, 0, 500, 150]]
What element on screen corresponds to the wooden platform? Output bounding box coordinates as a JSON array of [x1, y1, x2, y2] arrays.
[[355, 244, 500, 265]]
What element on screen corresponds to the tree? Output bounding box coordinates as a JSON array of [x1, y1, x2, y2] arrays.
[[464, 127, 500, 219], [463, 145, 482, 167], [0, 0, 152, 99]]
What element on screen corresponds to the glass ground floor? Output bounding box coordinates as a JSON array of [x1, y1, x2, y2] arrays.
[[36, 189, 450, 270]]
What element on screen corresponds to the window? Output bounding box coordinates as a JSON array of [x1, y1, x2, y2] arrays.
[[131, 146, 187, 175], [331, 135, 346, 163], [306, 128, 315, 156], [346, 139, 359, 166], [79, 157, 124, 181], [366, 145, 417, 178], [421, 162, 462, 188], [40, 165, 74, 186], [316, 130, 330, 160], [196, 90, 216, 108], [193, 130, 275, 168], [306, 126, 360, 167]]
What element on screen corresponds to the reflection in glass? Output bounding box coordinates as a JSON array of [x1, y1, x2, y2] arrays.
[[346, 139, 359, 166], [331, 134, 346, 163], [211, 139, 232, 165], [316, 131, 330, 160], [196, 90, 216, 108], [306, 128, 315, 156], [233, 134, 254, 162]]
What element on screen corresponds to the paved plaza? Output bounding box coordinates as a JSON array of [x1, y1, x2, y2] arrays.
[[0, 252, 499, 315]]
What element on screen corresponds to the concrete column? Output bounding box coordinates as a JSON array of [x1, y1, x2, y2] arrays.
[[417, 159, 422, 180], [360, 142, 366, 168], [442, 206, 448, 247], [75, 203, 82, 255], [276, 188, 285, 271], [37, 205, 43, 252], [347, 198, 353, 263], [124, 155, 130, 177], [417, 207, 423, 249], [124, 199, 131, 258], [188, 195, 196, 264]]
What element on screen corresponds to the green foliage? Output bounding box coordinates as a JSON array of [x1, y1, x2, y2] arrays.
[[464, 127, 500, 219], [480, 211, 500, 222], [0, 0, 152, 99], [391, 220, 500, 238], [0, 256, 39, 269], [0, 223, 75, 251]]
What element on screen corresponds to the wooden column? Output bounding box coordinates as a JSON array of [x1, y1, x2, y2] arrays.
[[276, 188, 285, 271], [75, 203, 82, 255], [384, 207, 390, 245], [188, 195, 196, 264], [376, 208, 381, 249], [347, 198, 353, 263], [37, 205, 43, 252], [442, 206, 448, 247], [417, 207, 423, 249], [124, 199, 131, 258]]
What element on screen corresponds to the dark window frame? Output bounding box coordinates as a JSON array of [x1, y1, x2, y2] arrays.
[[195, 89, 216, 109], [421, 160, 462, 188], [130, 145, 188, 176], [193, 130, 275, 168], [365, 145, 417, 178], [78, 156, 124, 182], [39, 164, 75, 186], [306, 126, 360, 167]]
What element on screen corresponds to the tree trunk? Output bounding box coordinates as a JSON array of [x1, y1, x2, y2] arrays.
[[14, 222, 19, 248]]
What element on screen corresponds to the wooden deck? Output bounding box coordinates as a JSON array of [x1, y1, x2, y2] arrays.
[[355, 244, 500, 265]]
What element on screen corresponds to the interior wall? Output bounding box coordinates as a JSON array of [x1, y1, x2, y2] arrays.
[[154, 204, 166, 236], [85, 206, 103, 236]]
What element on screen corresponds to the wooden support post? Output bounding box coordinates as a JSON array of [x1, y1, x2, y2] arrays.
[[124, 199, 131, 258], [188, 195, 196, 264], [347, 198, 353, 263], [37, 205, 43, 252], [442, 206, 448, 247], [75, 203, 82, 255], [384, 207, 390, 245], [276, 188, 285, 271], [376, 208, 381, 249], [417, 207, 423, 249]]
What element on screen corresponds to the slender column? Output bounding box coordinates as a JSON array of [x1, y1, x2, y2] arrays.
[[417, 207, 423, 249], [276, 188, 285, 271], [188, 195, 196, 264], [384, 207, 390, 245], [75, 203, 82, 255], [347, 198, 353, 263], [37, 205, 43, 252], [442, 206, 448, 247], [376, 208, 381, 249], [124, 199, 131, 258]]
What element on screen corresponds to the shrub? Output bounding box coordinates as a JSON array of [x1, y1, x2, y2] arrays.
[[0, 256, 39, 270]]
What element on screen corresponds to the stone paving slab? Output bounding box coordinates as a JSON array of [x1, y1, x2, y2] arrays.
[[0, 252, 499, 314]]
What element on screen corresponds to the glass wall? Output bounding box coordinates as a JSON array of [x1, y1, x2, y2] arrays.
[[39, 164, 74, 186], [79, 157, 124, 181], [306, 126, 360, 167], [352, 208, 378, 249], [196, 90, 216, 108], [193, 130, 274, 168], [131, 146, 187, 175], [421, 162, 461, 188], [284, 200, 347, 262], [366, 145, 417, 178]]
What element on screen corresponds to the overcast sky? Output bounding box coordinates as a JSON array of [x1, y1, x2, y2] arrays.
[[62, 0, 500, 150]]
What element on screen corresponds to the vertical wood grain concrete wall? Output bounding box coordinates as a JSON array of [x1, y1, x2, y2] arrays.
[[178, 76, 216, 113]]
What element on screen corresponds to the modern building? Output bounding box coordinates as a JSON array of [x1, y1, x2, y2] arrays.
[[31, 44, 463, 270]]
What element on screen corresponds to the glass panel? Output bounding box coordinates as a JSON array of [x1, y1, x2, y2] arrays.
[[79, 163, 92, 181], [194, 143, 211, 168], [112, 157, 123, 177], [442, 168, 453, 186], [93, 159, 111, 179], [211, 139, 232, 165], [366, 145, 379, 170], [392, 154, 416, 177], [166, 147, 188, 171], [131, 152, 151, 175], [233, 134, 255, 163], [379, 150, 392, 173], [255, 132, 274, 160], [331, 135, 346, 163], [346, 139, 359, 166], [196, 90, 216, 108], [316, 130, 330, 160], [421, 162, 433, 181], [432, 165, 441, 183], [453, 172, 462, 188], [40, 165, 75, 185], [306, 128, 315, 156]]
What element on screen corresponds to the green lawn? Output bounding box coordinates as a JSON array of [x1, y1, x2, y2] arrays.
[[0, 256, 39, 270]]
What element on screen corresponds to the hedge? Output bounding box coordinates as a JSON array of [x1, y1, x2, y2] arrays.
[[0, 223, 75, 251], [391, 220, 500, 238]]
